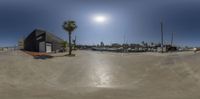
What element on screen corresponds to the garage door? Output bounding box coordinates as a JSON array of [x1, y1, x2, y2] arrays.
[[46, 43, 52, 53]]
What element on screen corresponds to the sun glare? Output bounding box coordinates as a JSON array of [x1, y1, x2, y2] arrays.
[[94, 15, 107, 23]]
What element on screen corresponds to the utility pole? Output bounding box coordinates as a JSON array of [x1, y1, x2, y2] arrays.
[[171, 32, 174, 46], [160, 21, 164, 53], [123, 32, 126, 52], [123, 32, 126, 44]]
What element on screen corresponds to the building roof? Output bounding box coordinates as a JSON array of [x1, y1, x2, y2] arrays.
[[27, 28, 64, 42]]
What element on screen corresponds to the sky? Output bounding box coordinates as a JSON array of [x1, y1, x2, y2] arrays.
[[0, 0, 200, 47]]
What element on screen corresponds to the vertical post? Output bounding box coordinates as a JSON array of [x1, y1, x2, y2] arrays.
[[171, 32, 174, 46], [123, 32, 125, 52], [160, 21, 164, 53]]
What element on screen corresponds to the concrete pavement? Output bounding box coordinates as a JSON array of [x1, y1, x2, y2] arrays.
[[0, 50, 200, 99]]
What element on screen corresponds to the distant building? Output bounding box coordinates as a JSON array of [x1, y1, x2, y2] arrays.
[[0, 47, 3, 51], [24, 29, 64, 53], [0, 47, 15, 51], [157, 45, 177, 52], [111, 43, 121, 48], [18, 38, 24, 50]]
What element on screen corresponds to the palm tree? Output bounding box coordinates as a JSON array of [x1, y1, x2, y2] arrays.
[[63, 20, 77, 55]]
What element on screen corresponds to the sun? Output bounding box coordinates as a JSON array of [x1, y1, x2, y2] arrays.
[[93, 15, 107, 23]]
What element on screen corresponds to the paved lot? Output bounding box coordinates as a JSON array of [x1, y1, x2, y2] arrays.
[[0, 50, 200, 99]]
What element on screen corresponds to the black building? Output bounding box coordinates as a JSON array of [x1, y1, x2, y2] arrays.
[[24, 29, 64, 52]]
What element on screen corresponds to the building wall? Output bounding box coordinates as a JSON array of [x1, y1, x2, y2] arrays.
[[46, 33, 64, 52], [24, 31, 37, 51], [24, 29, 64, 52], [35, 33, 46, 52]]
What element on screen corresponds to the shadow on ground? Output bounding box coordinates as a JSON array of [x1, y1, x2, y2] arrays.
[[34, 55, 53, 60]]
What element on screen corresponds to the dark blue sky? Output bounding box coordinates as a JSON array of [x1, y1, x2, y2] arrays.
[[0, 0, 200, 47]]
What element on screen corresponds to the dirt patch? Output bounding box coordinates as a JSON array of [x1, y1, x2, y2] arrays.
[[23, 51, 53, 59]]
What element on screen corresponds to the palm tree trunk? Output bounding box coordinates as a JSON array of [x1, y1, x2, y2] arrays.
[[68, 32, 72, 55]]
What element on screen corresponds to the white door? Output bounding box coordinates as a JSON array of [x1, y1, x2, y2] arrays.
[[39, 42, 45, 52], [46, 43, 52, 53]]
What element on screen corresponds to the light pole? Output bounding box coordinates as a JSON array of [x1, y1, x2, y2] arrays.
[[123, 32, 126, 52], [160, 21, 164, 53], [171, 32, 174, 46]]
